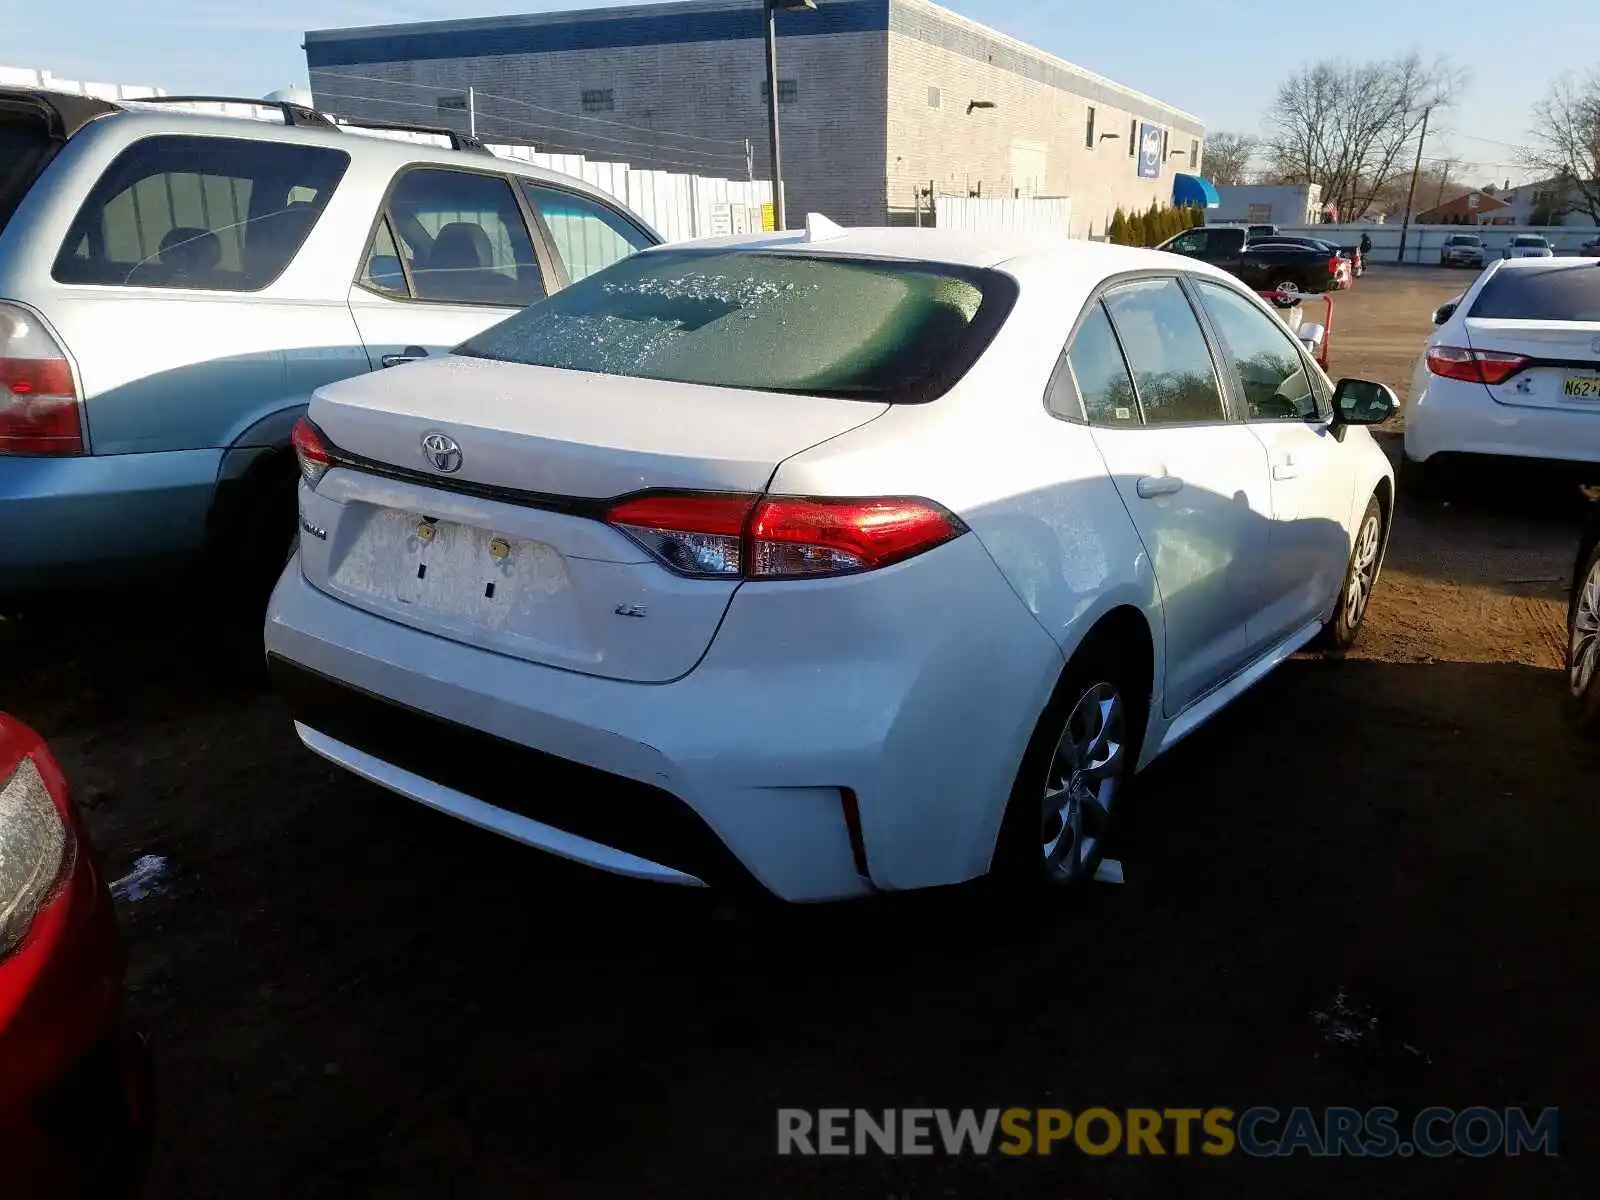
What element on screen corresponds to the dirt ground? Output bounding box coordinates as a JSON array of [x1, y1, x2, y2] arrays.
[[3, 267, 1596, 1198]]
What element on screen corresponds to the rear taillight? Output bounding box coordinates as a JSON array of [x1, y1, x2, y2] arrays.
[[605, 491, 966, 580], [292, 416, 333, 488], [0, 722, 72, 962], [0, 303, 82, 456], [1425, 346, 1531, 386]]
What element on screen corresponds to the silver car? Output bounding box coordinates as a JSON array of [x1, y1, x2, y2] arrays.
[[1439, 233, 1485, 268], [0, 89, 659, 595]]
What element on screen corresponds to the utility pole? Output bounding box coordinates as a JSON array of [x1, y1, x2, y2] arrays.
[[1396, 105, 1431, 266], [745, 138, 753, 182], [763, 2, 785, 229], [1436, 159, 1450, 208], [467, 86, 476, 139]]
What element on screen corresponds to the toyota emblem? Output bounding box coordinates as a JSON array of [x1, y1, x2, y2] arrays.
[[421, 431, 462, 474]]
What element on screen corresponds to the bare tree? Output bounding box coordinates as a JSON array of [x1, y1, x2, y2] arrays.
[[1263, 55, 1462, 221], [1200, 132, 1256, 186], [1524, 69, 1600, 223]]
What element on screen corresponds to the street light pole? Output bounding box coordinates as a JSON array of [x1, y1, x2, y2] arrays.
[[762, 0, 815, 232], [763, 1, 786, 230]]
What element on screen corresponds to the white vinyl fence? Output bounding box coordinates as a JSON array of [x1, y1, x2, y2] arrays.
[[934, 196, 1073, 240], [1, 66, 773, 243], [1269, 221, 1598, 264]]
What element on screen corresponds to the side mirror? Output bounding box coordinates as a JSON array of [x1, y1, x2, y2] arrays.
[[1331, 378, 1398, 429], [1432, 300, 1458, 326]]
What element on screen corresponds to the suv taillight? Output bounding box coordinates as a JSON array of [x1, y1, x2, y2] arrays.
[[605, 491, 966, 580], [0, 303, 82, 456]]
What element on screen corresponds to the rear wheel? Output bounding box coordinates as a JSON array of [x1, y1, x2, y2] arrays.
[[1566, 542, 1600, 733], [1319, 496, 1384, 651], [993, 639, 1144, 895]]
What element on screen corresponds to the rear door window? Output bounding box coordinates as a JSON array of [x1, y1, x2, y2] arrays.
[[1101, 277, 1228, 424], [1468, 263, 1600, 321], [378, 168, 546, 306], [457, 248, 1015, 402], [52, 135, 349, 291], [522, 184, 654, 284]]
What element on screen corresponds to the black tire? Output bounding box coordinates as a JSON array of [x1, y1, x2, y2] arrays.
[[991, 635, 1146, 897], [1565, 541, 1600, 734], [1319, 496, 1384, 651]]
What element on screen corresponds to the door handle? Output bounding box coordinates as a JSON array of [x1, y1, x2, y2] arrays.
[[381, 345, 429, 369], [1135, 475, 1185, 499], [1272, 463, 1299, 480]]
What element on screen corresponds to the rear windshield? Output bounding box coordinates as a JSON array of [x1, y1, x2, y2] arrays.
[[1469, 262, 1600, 321], [0, 115, 55, 233], [1448, 236, 1480, 245], [1513, 236, 1547, 247], [456, 249, 1017, 401]]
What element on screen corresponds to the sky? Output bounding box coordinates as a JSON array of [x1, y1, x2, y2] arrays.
[[9, 0, 1599, 187]]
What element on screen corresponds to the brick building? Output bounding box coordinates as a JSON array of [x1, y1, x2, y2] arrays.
[[304, 0, 1206, 237]]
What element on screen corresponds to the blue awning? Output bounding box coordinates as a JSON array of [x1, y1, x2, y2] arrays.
[[1173, 173, 1220, 208]]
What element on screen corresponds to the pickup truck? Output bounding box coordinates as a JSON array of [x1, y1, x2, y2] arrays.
[[1155, 225, 1343, 296]]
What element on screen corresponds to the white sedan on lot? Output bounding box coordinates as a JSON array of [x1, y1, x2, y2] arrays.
[[1405, 257, 1600, 487], [265, 225, 1397, 903]]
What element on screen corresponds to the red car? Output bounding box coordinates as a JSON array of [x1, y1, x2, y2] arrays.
[[1, 714, 150, 1198]]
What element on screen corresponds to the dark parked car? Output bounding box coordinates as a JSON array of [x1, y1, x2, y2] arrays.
[[1569, 487, 1600, 733], [1252, 235, 1363, 280], [1, 714, 150, 1198], [1156, 225, 1343, 297]]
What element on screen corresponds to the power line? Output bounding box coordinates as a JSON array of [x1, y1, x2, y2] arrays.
[[313, 68, 749, 149]]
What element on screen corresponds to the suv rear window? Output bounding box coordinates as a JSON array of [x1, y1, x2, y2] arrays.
[[53, 135, 349, 291], [457, 249, 1017, 401], [1469, 263, 1600, 321], [0, 114, 56, 233]]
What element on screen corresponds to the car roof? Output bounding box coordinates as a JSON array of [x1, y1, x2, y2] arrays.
[[646, 225, 1198, 274], [8, 89, 637, 209], [1496, 255, 1592, 272]]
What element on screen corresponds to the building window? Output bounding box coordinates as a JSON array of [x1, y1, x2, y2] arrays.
[[1129, 118, 1137, 156], [1085, 105, 1096, 149], [437, 93, 468, 117], [1190, 139, 1199, 170], [580, 88, 614, 114], [760, 79, 798, 105], [928, 86, 941, 109]]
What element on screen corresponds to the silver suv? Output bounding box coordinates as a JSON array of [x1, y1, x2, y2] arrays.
[[0, 89, 659, 595]]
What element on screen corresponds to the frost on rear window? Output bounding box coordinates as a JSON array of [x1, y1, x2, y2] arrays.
[[457, 250, 998, 400]]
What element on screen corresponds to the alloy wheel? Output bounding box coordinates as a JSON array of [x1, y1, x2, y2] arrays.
[[1345, 513, 1381, 629], [1040, 682, 1124, 883], [1571, 557, 1600, 698]]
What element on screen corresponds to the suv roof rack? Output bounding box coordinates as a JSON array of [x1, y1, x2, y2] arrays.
[[124, 95, 336, 129], [331, 117, 493, 155]]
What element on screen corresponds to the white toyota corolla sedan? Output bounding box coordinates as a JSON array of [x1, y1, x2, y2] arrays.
[[265, 223, 1398, 903], [1405, 257, 1600, 488]]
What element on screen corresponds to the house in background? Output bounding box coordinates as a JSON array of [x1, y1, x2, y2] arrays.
[[1415, 189, 1514, 225], [1209, 183, 1323, 226], [1496, 176, 1598, 227]]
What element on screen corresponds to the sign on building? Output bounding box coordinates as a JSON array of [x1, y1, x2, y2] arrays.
[[730, 204, 750, 235], [760, 203, 776, 232], [1247, 203, 1273, 223], [709, 202, 734, 237], [1137, 123, 1163, 180]]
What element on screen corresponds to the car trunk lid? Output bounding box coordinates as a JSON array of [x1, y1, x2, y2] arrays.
[[300, 354, 889, 682], [1465, 319, 1600, 411]]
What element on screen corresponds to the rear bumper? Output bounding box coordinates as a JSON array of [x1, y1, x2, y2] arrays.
[[264, 535, 1060, 902], [0, 841, 151, 1199], [0, 448, 220, 591], [1405, 375, 1600, 466]]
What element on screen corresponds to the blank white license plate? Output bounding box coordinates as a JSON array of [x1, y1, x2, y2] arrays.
[[1563, 375, 1600, 400], [373, 511, 554, 624]]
